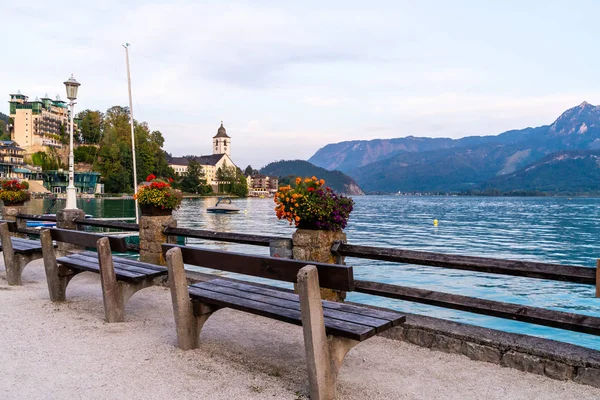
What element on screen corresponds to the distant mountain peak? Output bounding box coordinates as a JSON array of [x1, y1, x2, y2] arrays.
[[549, 101, 600, 135]]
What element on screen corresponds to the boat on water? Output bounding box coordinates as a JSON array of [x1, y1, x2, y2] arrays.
[[206, 198, 240, 214]]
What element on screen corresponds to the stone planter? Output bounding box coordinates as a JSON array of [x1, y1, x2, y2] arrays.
[[292, 228, 347, 302], [139, 214, 177, 266], [140, 204, 173, 217]]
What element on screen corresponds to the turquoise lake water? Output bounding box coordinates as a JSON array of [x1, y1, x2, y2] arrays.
[[26, 196, 600, 350]]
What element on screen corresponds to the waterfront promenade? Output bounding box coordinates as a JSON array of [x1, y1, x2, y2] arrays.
[[1, 261, 599, 399]]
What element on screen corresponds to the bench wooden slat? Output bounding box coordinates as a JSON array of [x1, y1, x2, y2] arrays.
[[56, 255, 148, 282], [4, 238, 43, 253], [76, 251, 169, 273], [162, 244, 354, 291], [205, 279, 405, 326], [48, 228, 128, 253], [67, 252, 167, 278], [188, 285, 376, 341], [11, 238, 42, 247], [192, 280, 393, 332]]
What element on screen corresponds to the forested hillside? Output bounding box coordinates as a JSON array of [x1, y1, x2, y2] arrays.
[[260, 160, 364, 195]]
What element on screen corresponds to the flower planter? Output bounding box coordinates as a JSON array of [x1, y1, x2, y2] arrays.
[[292, 228, 347, 302], [140, 204, 173, 216], [3, 201, 26, 207]]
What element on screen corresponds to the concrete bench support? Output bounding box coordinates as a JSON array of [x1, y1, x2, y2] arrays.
[[298, 265, 358, 400], [41, 231, 166, 323], [0, 222, 43, 286], [166, 247, 215, 350]]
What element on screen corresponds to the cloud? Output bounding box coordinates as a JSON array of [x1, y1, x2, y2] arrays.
[[2, 1, 600, 169]]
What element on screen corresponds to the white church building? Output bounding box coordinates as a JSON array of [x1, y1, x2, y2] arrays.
[[169, 122, 237, 188]]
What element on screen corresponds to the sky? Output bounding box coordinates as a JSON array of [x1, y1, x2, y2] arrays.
[[3, 0, 600, 169]]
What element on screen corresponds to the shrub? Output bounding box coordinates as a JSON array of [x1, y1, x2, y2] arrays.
[[274, 176, 354, 231]]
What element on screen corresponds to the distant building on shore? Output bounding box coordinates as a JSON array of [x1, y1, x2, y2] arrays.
[[168, 122, 237, 190], [8, 91, 79, 154], [247, 174, 278, 196]]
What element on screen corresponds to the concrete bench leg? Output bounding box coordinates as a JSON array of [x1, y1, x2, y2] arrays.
[[1, 222, 43, 286], [97, 237, 165, 323], [41, 229, 79, 301], [166, 247, 217, 350], [298, 265, 359, 400]]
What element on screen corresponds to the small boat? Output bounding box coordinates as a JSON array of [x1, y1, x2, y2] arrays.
[[25, 214, 93, 228], [206, 197, 240, 214]]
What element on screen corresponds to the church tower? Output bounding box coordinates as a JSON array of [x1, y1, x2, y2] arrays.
[[212, 121, 230, 156]]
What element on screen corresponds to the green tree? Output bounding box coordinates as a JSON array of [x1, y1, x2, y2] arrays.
[[216, 165, 247, 196], [0, 120, 10, 141], [180, 159, 203, 193], [77, 110, 104, 144], [31, 151, 62, 170], [96, 106, 133, 193], [244, 165, 253, 176]]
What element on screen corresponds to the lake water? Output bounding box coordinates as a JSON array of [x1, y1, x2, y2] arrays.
[[25, 196, 600, 350]]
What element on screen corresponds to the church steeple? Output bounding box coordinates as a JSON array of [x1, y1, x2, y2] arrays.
[[212, 121, 231, 156]]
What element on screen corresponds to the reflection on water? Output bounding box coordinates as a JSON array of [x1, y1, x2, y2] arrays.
[[21, 195, 600, 350]]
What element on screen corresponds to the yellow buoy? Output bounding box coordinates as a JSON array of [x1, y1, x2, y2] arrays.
[[433, 219, 438, 226]]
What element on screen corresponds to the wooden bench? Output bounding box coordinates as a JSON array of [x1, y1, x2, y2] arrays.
[[40, 228, 168, 322], [163, 244, 405, 400], [0, 221, 48, 286]]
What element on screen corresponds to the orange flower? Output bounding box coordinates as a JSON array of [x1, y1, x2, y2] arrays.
[[295, 216, 300, 222], [319, 179, 325, 185], [295, 177, 301, 184]]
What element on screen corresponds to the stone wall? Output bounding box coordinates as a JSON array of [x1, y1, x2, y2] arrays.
[[381, 312, 600, 389]]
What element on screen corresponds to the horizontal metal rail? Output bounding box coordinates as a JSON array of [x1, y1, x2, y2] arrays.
[[338, 243, 596, 285], [355, 280, 600, 336], [163, 226, 283, 247]]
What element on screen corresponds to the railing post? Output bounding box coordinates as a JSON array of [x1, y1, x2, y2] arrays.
[[56, 209, 85, 253], [3, 205, 27, 238], [596, 258, 600, 298]]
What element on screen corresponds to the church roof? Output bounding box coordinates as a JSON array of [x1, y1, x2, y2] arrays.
[[169, 154, 226, 167], [213, 122, 230, 138]]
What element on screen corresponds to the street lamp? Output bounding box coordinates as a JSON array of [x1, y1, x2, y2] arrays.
[[63, 74, 80, 209]]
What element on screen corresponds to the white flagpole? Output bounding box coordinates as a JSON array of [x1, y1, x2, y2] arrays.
[[123, 43, 139, 223]]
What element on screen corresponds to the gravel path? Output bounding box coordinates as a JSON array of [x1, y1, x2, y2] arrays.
[[1, 259, 599, 400]]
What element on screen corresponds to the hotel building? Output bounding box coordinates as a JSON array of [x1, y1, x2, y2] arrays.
[[8, 91, 79, 153]]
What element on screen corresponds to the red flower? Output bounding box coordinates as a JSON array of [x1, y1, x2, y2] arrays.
[[168, 177, 174, 183], [307, 187, 314, 192], [146, 173, 157, 182]]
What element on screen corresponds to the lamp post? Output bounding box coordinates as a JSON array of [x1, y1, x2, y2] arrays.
[[63, 75, 80, 209]]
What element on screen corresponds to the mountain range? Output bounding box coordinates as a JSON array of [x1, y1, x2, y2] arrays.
[[308, 102, 600, 193]]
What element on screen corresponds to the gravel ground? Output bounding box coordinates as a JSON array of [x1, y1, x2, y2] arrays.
[[1, 259, 599, 400]]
